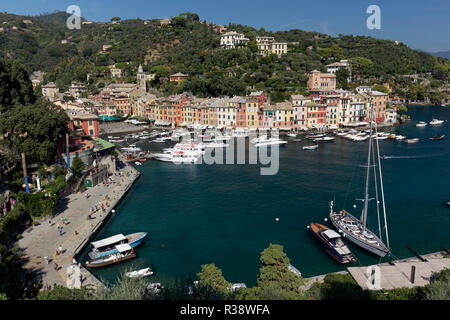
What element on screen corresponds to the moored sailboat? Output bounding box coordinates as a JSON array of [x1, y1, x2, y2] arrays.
[[328, 100, 391, 258]]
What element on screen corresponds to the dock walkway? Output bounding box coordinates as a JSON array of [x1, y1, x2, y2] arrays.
[[18, 156, 140, 290], [347, 252, 450, 290], [300, 251, 449, 291]]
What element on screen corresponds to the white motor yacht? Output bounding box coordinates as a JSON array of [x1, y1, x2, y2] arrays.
[[120, 147, 142, 152], [429, 119, 444, 125], [153, 142, 204, 163], [254, 138, 287, 147], [313, 136, 335, 142], [416, 121, 427, 127]]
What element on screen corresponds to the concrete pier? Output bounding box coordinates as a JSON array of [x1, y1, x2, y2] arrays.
[[18, 156, 140, 290], [300, 251, 449, 291], [347, 251, 450, 290]]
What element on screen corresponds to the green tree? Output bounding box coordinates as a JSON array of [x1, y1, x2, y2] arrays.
[[0, 99, 69, 165], [306, 273, 372, 300], [423, 269, 450, 300], [36, 285, 93, 300], [92, 272, 148, 300], [70, 157, 85, 179], [430, 91, 447, 103], [0, 59, 36, 113], [256, 244, 304, 300], [151, 65, 171, 78], [335, 68, 350, 89], [372, 84, 389, 94], [196, 263, 231, 299], [350, 56, 374, 77]]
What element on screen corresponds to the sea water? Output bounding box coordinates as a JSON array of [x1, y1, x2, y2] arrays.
[[82, 106, 450, 286]]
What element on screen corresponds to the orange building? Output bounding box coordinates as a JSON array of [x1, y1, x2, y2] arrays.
[[68, 113, 99, 138]]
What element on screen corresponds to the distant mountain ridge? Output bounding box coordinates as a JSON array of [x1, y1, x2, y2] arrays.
[[0, 11, 448, 99], [431, 51, 450, 59]]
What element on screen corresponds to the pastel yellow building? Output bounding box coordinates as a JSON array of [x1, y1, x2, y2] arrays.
[[246, 98, 259, 128]]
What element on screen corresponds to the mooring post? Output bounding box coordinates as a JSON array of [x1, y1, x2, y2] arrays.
[[21, 153, 30, 194], [66, 133, 71, 171], [410, 265, 416, 284]]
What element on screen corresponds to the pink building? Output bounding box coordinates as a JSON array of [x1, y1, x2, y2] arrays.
[[307, 70, 336, 91]]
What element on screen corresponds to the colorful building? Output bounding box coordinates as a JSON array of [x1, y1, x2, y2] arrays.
[[68, 113, 99, 138]]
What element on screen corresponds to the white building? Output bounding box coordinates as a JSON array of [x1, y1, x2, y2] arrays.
[[385, 108, 397, 124], [256, 36, 287, 56], [220, 31, 249, 49], [42, 82, 58, 98], [69, 82, 87, 98], [326, 60, 351, 81], [212, 97, 236, 127]]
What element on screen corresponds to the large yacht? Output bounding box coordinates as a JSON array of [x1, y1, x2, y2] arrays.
[[153, 142, 205, 163]]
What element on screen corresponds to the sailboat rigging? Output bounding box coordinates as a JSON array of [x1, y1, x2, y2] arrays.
[[329, 98, 390, 257]]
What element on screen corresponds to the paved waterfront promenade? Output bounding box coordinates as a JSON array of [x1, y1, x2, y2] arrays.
[[18, 157, 140, 290], [300, 251, 449, 291], [100, 122, 148, 135]]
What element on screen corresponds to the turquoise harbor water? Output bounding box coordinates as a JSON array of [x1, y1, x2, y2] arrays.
[[81, 106, 450, 286]]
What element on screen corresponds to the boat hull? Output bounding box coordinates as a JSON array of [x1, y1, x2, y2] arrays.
[[309, 223, 356, 264], [329, 213, 389, 258], [86, 253, 136, 268]]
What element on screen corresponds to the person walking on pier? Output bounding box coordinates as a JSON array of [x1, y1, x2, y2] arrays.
[[44, 256, 49, 264]]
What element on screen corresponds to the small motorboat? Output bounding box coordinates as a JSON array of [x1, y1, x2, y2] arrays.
[[313, 136, 334, 142], [447, 201, 450, 208], [135, 161, 142, 166], [404, 138, 419, 143], [306, 134, 325, 139], [138, 158, 147, 162], [428, 134, 445, 141], [416, 121, 427, 127], [386, 134, 396, 140], [308, 222, 357, 264], [147, 283, 164, 294], [395, 135, 406, 140], [303, 145, 318, 150], [429, 119, 444, 125], [254, 138, 287, 147], [287, 133, 297, 138], [125, 267, 154, 278]]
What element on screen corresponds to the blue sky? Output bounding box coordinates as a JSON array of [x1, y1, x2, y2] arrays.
[[2, 0, 449, 52]]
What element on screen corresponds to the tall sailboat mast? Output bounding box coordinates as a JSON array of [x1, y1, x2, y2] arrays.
[[361, 97, 374, 230], [374, 123, 390, 249]]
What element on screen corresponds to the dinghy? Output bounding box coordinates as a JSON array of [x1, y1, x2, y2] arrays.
[[125, 267, 154, 278]]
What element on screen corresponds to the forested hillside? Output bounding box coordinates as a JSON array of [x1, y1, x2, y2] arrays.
[[0, 11, 448, 100]]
